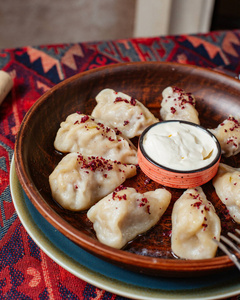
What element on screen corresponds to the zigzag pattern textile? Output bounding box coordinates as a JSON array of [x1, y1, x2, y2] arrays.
[[1, 29, 240, 299]]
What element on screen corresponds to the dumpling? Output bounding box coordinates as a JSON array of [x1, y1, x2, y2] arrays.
[[87, 187, 171, 249], [213, 163, 240, 223], [160, 86, 200, 124], [171, 187, 221, 260], [49, 153, 137, 211], [91, 88, 159, 139], [209, 116, 240, 157], [54, 113, 137, 165]]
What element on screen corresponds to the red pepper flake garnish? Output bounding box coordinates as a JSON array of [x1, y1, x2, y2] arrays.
[[114, 185, 127, 192], [191, 201, 202, 209], [138, 197, 150, 213], [204, 205, 210, 211], [170, 107, 176, 114], [114, 128, 122, 135], [114, 97, 129, 104], [112, 187, 127, 201], [202, 223, 208, 230], [173, 87, 184, 93], [80, 115, 89, 123], [227, 139, 234, 144], [123, 120, 129, 126], [130, 97, 137, 106], [170, 87, 196, 109], [114, 96, 137, 106], [224, 116, 240, 133], [190, 193, 200, 200], [77, 155, 119, 173], [147, 205, 151, 214], [97, 122, 104, 128], [142, 197, 148, 203]]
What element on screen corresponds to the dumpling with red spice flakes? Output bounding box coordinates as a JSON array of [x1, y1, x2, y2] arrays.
[[213, 163, 240, 223], [160, 87, 200, 124], [54, 113, 137, 165], [91, 88, 159, 139], [171, 187, 221, 260], [49, 153, 137, 211], [87, 187, 171, 249], [209, 116, 240, 157]]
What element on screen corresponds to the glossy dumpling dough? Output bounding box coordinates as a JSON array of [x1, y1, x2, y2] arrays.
[[49, 153, 137, 211], [87, 187, 171, 249], [213, 163, 240, 223], [171, 187, 221, 260], [54, 113, 137, 165], [91, 88, 159, 139], [209, 116, 240, 157], [160, 87, 200, 124]]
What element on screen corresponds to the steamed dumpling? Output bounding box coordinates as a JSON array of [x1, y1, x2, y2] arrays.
[[209, 116, 240, 157], [49, 153, 137, 211], [213, 163, 240, 223], [54, 113, 137, 165], [171, 187, 221, 259], [91, 88, 159, 139], [87, 187, 171, 249], [160, 87, 200, 124]]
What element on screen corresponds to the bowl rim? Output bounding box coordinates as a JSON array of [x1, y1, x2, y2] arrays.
[[14, 61, 239, 276], [138, 120, 221, 174]]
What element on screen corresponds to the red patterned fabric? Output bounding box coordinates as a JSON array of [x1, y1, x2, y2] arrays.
[[1, 29, 240, 299]]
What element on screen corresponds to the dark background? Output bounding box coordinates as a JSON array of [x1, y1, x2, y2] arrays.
[[211, 0, 240, 31]]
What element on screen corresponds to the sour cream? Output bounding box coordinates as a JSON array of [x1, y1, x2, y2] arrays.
[[143, 121, 219, 171]]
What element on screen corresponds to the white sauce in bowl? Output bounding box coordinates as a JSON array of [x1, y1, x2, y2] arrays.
[[143, 122, 219, 171]]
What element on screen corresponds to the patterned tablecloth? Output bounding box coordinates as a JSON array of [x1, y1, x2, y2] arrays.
[[1, 29, 240, 299]]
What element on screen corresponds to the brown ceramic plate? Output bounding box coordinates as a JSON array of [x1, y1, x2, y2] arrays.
[[14, 62, 240, 277]]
